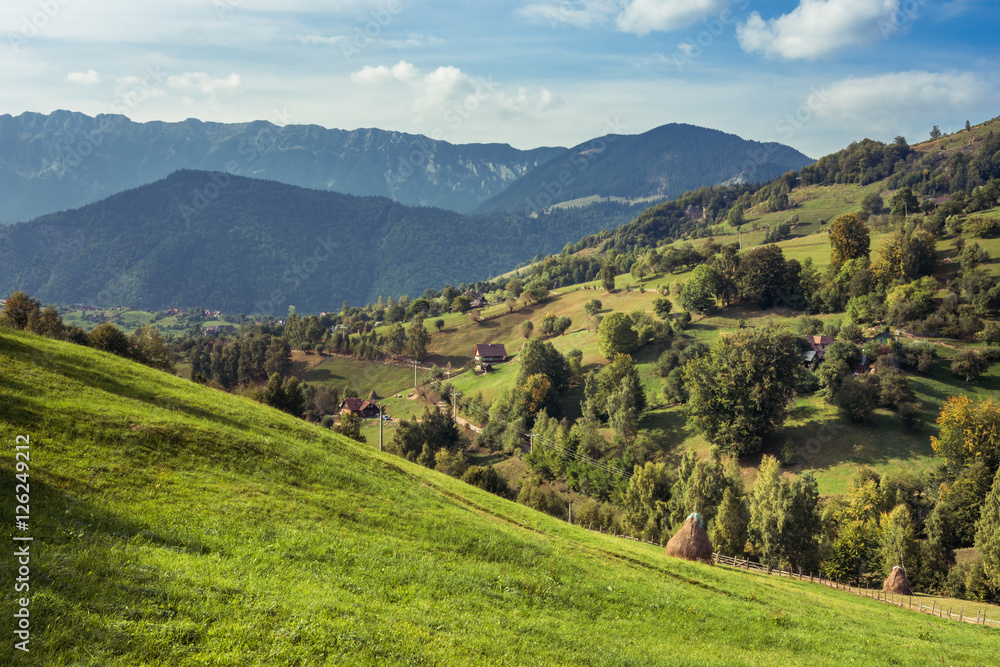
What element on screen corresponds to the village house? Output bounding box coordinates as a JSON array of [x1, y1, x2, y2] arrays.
[[465, 290, 486, 308], [473, 343, 507, 371], [339, 397, 380, 419], [803, 334, 834, 367]]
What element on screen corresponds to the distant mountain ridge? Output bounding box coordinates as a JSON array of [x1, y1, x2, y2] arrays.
[[0, 170, 642, 311], [0, 110, 565, 222], [475, 123, 814, 214]]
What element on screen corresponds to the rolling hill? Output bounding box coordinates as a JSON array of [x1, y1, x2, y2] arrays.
[[0, 110, 564, 221], [475, 124, 814, 215], [2, 327, 998, 665]]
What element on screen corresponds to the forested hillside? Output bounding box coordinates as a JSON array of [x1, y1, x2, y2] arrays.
[[0, 170, 643, 312]]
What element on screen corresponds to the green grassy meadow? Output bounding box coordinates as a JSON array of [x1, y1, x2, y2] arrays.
[[2, 328, 999, 665]]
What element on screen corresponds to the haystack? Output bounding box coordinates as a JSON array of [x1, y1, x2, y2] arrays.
[[664, 513, 714, 564], [368, 390, 379, 401], [882, 566, 913, 596]]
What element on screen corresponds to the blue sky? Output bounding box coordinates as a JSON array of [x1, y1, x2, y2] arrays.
[[2, 0, 998, 157]]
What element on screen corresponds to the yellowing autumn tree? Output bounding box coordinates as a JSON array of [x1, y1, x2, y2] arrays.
[[930, 396, 1000, 474], [828, 213, 870, 270]]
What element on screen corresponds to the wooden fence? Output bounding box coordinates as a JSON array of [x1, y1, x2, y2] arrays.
[[712, 553, 1000, 629]]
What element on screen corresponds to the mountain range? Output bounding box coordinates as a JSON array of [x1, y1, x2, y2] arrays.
[[0, 110, 564, 222], [0, 111, 812, 224]]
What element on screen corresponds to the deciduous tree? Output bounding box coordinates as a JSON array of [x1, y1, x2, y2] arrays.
[[685, 327, 803, 456], [829, 213, 871, 270]]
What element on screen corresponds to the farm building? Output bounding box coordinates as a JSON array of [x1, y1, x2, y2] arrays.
[[339, 398, 380, 419], [473, 343, 507, 366]]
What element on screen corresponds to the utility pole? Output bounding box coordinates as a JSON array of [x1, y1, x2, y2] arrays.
[[568, 501, 572, 525], [378, 405, 383, 452], [528, 432, 535, 454], [413, 359, 418, 389], [452, 391, 462, 422]]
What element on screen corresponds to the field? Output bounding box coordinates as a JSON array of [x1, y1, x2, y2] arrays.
[[2, 327, 999, 665]]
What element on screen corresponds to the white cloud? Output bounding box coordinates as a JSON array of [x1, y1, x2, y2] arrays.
[[616, 0, 728, 35], [66, 70, 100, 85], [350, 60, 562, 125], [298, 34, 347, 46], [167, 72, 243, 97], [814, 70, 993, 132], [737, 0, 901, 60], [351, 60, 420, 84], [517, 1, 617, 29], [518, 0, 725, 33]]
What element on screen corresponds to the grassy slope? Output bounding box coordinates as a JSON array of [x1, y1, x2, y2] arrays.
[[2, 328, 998, 666]]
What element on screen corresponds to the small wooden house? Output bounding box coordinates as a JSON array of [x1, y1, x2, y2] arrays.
[[339, 398, 380, 419], [473, 343, 507, 367]]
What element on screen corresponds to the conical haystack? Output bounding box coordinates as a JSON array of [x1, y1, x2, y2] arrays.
[[665, 513, 714, 564], [368, 390, 379, 401], [882, 566, 913, 595]]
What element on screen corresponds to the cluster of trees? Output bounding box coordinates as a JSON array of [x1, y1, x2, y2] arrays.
[[0, 291, 174, 373], [676, 242, 818, 312]]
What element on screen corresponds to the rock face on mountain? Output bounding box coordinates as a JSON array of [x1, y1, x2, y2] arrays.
[[0, 110, 565, 222]]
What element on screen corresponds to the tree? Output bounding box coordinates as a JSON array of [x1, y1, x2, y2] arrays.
[[516, 338, 571, 392], [652, 297, 672, 319], [880, 504, 917, 576], [685, 327, 803, 456], [930, 395, 1000, 474], [828, 213, 871, 270], [0, 291, 41, 330], [748, 456, 787, 567], [678, 264, 717, 314], [975, 468, 1000, 587], [736, 244, 791, 309], [607, 373, 640, 443], [600, 262, 616, 292], [834, 376, 878, 423], [889, 187, 920, 218], [130, 326, 175, 373], [930, 125, 942, 140], [335, 411, 366, 444], [951, 349, 988, 383], [621, 462, 674, 543], [596, 311, 638, 360], [520, 320, 534, 339], [859, 192, 884, 218], [965, 120, 972, 131], [434, 318, 445, 333], [712, 486, 748, 557], [88, 322, 131, 358], [407, 316, 430, 361]]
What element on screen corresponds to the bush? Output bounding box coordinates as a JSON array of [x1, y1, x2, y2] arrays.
[[461, 465, 513, 498], [966, 215, 1000, 238]]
